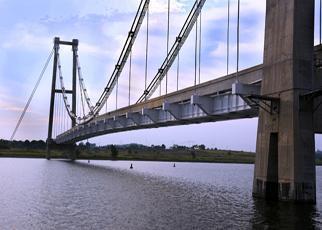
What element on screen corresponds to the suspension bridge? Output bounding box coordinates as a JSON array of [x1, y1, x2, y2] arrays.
[[10, 0, 322, 203]]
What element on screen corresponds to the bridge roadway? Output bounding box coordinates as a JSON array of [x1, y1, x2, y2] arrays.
[[55, 45, 322, 144]]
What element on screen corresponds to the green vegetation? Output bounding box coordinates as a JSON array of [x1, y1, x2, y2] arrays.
[[0, 139, 322, 165], [110, 145, 118, 158]]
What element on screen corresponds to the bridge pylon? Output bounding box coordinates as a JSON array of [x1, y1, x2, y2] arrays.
[[46, 37, 78, 160], [253, 0, 316, 202]]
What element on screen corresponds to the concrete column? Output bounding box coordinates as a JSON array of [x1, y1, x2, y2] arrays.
[[253, 0, 316, 202]]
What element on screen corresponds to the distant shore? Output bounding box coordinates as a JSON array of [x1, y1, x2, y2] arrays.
[[1, 148, 322, 165], [0, 148, 256, 164], [1, 139, 322, 165]]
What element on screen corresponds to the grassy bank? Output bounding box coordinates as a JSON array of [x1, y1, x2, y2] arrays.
[[0, 148, 63, 159], [79, 148, 256, 164], [1, 148, 322, 165], [0, 148, 255, 164]]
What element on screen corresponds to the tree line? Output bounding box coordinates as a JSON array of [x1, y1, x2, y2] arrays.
[[0, 139, 46, 150], [0, 139, 209, 152]]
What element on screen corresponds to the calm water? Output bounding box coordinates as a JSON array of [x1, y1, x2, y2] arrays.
[[0, 158, 321, 229]]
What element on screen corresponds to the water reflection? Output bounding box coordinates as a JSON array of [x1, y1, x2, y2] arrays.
[[0, 159, 321, 229], [252, 199, 319, 229]]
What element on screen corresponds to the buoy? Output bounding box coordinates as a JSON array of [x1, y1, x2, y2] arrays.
[[173, 163, 176, 167], [130, 163, 133, 169]]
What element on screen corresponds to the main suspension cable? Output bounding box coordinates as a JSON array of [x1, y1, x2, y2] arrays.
[[10, 48, 54, 141], [136, 0, 206, 103], [76, 53, 94, 114], [55, 0, 150, 125], [57, 54, 76, 120]]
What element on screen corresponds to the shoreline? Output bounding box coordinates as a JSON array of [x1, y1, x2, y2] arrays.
[[1, 154, 322, 166], [1, 147, 321, 165], [0, 155, 255, 164]]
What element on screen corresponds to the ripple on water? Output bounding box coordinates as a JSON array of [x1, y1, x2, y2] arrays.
[[0, 159, 321, 229]]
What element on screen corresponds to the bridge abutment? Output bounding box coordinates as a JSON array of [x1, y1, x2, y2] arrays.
[[253, 0, 316, 202]]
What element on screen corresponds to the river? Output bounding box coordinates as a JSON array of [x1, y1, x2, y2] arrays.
[[0, 158, 321, 229]]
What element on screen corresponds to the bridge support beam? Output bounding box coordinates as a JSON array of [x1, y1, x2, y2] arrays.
[[114, 116, 127, 127], [142, 108, 160, 123], [232, 82, 261, 96], [191, 95, 213, 115], [126, 112, 142, 125], [162, 102, 182, 119], [253, 0, 316, 202]]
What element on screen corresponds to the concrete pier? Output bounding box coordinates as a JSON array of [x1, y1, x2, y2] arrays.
[[253, 0, 316, 202]]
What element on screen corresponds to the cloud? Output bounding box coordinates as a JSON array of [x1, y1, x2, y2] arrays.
[[73, 0, 189, 16], [0, 86, 22, 112], [210, 38, 264, 59], [0, 100, 23, 112], [72, 0, 138, 18], [150, 0, 188, 13], [79, 42, 111, 57], [1, 23, 52, 51]]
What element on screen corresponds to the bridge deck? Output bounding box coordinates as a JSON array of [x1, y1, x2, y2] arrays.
[[56, 65, 262, 143], [55, 45, 322, 144]]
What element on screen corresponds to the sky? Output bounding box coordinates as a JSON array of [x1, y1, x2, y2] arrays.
[[1, 0, 322, 151]]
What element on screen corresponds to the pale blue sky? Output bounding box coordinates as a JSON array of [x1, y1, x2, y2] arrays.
[[1, 0, 321, 150]]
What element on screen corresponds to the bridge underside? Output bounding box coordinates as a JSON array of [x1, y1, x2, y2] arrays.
[[57, 96, 257, 144], [56, 65, 261, 144]]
